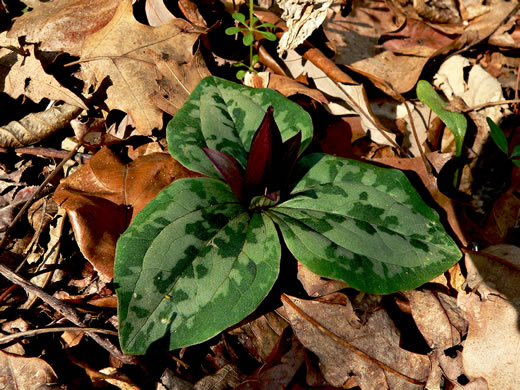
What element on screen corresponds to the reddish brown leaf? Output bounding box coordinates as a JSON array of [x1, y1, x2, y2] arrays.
[[54, 147, 198, 281]]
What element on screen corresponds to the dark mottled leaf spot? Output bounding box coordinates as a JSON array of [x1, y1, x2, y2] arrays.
[[410, 238, 429, 252]]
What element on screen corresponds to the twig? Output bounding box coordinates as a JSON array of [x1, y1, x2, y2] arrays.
[[0, 146, 91, 164], [0, 262, 136, 364], [0, 142, 137, 365], [462, 99, 520, 113], [0, 327, 118, 345]]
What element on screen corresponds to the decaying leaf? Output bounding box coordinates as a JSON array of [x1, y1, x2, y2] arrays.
[[0, 43, 87, 109], [282, 294, 429, 389], [459, 245, 520, 389], [0, 103, 82, 148], [54, 147, 197, 281], [7, 0, 122, 56], [276, 0, 333, 55], [80, 0, 207, 134], [0, 343, 58, 389]]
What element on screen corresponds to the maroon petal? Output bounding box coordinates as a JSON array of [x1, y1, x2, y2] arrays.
[[245, 106, 282, 196], [203, 148, 245, 200]]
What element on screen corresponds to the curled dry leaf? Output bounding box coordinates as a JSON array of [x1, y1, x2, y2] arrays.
[[145, 0, 176, 26], [0, 103, 82, 148], [54, 147, 198, 281], [80, 0, 207, 135], [276, 0, 334, 56], [282, 294, 429, 389]]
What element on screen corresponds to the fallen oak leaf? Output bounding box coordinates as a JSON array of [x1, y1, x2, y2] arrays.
[[54, 147, 199, 281], [79, 0, 208, 135]]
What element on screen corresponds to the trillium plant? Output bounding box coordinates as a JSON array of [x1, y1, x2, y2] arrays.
[[114, 76, 461, 354]]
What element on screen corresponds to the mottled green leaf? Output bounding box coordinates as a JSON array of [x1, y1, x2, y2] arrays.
[[416, 80, 467, 157], [269, 154, 461, 294], [114, 178, 281, 354], [167, 76, 313, 177]]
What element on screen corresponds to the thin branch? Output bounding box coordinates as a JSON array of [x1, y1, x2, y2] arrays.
[[0, 327, 118, 345], [462, 99, 520, 113]]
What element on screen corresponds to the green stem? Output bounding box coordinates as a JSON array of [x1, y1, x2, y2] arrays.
[[249, 0, 254, 70]]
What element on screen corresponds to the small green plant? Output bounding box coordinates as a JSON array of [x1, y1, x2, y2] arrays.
[[224, 1, 277, 80], [416, 80, 467, 157], [114, 76, 461, 354], [487, 117, 520, 168]]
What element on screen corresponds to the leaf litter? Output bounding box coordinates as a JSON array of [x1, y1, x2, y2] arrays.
[[0, 0, 519, 388]]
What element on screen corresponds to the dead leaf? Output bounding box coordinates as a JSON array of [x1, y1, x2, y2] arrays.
[[80, 0, 207, 135], [403, 290, 462, 350], [0, 103, 82, 148], [8, 0, 122, 57], [145, 0, 176, 26], [54, 147, 198, 281], [276, 0, 334, 56], [459, 245, 520, 389], [194, 364, 245, 389], [229, 311, 289, 361], [297, 262, 349, 297], [0, 343, 58, 389], [237, 329, 305, 390], [0, 43, 87, 109], [149, 49, 211, 116], [282, 294, 429, 389], [178, 0, 207, 28]]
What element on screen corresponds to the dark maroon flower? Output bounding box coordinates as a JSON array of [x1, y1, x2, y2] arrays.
[[203, 106, 301, 206]]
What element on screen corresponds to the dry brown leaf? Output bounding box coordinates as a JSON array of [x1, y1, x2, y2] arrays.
[[194, 364, 245, 389], [282, 294, 429, 389], [229, 311, 289, 361], [178, 0, 207, 28], [403, 290, 462, 350], [296, 262, 349, 297], [54, 147, 198, 281], [0, 43, 87, 109], [0, 343, 58, 389], [0, 103, 82, 148], [149, 49, 211, 116], [458, 245, 520, 389], [237, 329, 305, 389], [8, 0, 122, 57], [80, 0, 207, 135]]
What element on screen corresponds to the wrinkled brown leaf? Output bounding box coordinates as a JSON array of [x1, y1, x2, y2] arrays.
[[80, 0, 207, 134], [282, 294, 429, 389], [0, 103, 82, 148], [297, 263, 349, 297], [54, 147, 198, 281], [0, 343, 58, 389]]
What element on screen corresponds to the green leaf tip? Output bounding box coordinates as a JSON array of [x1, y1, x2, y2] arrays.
[[416, 80, 467, 157]]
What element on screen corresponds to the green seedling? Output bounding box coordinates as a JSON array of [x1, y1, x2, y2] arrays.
[[114, 76, 461, 354], [416, 80, 467, 157], [487, 117, 520, 168], [225, 1, 277, 80]]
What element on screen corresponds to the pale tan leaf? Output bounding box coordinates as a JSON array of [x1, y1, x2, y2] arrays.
[[80, 0, 205, 135], [145, 0, 175, 26], [0, 103, 82, 148], [2, 45, 87, 109]]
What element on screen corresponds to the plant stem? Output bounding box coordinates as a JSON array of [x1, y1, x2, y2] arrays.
[[249, 0, 254, 70]]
